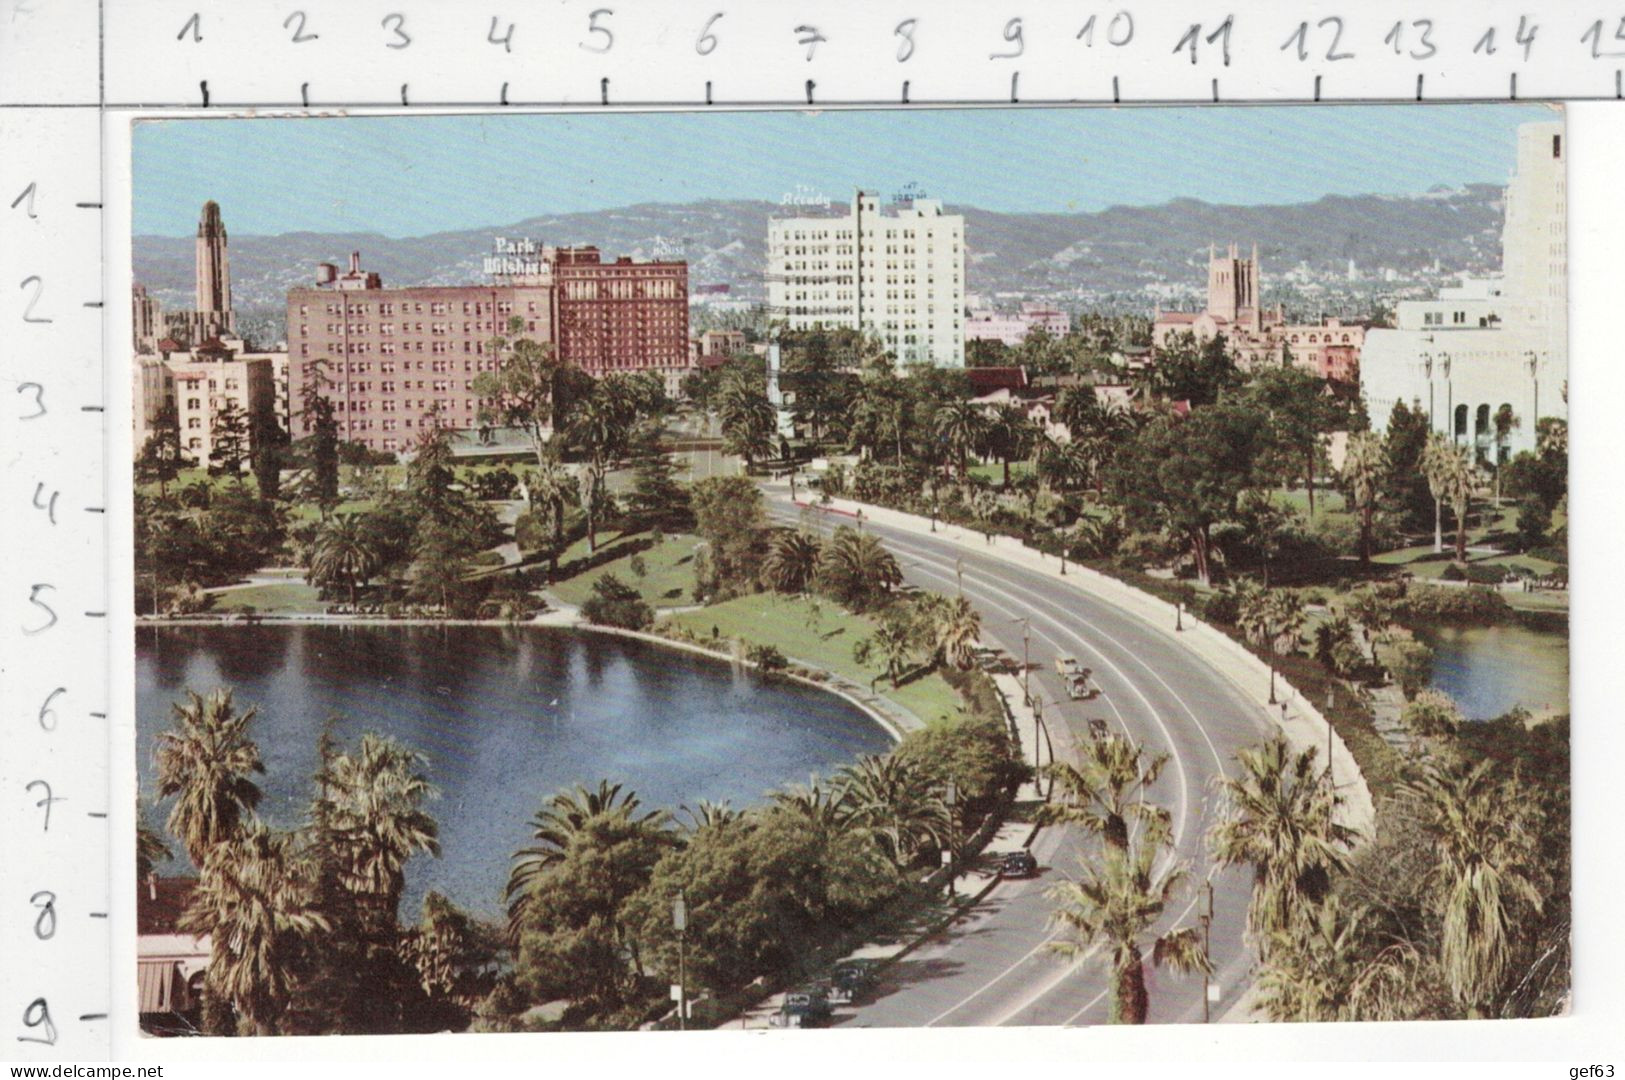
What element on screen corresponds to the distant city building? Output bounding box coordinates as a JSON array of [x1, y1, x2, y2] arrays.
[[286, 247, 690, 453], [767, 190, 965, 367], [1362, 120, 1566, 461], [965, 303, 1071, 347], [1152, 243, 1365, 382], [689, 329, 747, 364], [133, 336, 285, 468], [134, 200, 239, 353]]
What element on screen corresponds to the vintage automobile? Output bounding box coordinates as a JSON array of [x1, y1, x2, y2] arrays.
[[1066, 673, 1098, 700], [999, 849, 1039, 878], [770, 989, 834, 1028], [1054, 654, 1084, 676], [826, 960, 878, 1005]]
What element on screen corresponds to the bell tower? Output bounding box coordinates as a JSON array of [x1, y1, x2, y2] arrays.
[[194, 200, 234, 336]]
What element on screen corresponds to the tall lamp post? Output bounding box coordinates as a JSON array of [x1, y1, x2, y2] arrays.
[[1325, 687, 1336, 791], [1011, 616, 1031, 704], [672, 893, 688, 1031], [1200, 880, 1216, 1022], [1526, 350, 1541, 431], [1032, 696, 1047, 798], [943, 781, 959, 900]]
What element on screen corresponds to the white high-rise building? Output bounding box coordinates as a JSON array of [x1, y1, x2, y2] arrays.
[[767, 191, 965, 367], [1361, 119, 1567, 462]]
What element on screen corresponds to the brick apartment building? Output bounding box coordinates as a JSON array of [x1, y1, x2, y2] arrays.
[[287, 248, 689, 453]]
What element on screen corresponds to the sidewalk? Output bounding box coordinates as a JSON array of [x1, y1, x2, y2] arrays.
[[787, 493, 1377, 842]]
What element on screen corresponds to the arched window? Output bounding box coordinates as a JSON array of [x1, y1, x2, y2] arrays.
[[1454, 403, 1469, 438], [1475, 403, 1491, 438]]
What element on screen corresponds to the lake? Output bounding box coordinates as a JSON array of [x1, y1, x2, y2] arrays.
[[1419, 622, 1570, 721], [136, 624, 893, 919]]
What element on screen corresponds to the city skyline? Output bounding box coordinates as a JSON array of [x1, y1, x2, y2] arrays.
[[133, 105, 1554, 239]]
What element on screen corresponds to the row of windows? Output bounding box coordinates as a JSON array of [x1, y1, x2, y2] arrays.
[[304, 300, 529, 317]]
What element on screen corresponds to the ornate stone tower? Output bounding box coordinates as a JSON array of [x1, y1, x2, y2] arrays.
[[194, 200, 234, 336], [1206, 242, 1262, 331]]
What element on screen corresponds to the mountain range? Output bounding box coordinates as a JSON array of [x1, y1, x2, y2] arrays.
[[133, 186, 1506, 334]]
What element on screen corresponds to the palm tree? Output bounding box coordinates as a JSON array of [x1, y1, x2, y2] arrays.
[[816, 526, 902, 611], [718, 370, 776, 472], [155, 688, 266, 868], [136, 802, 172, 882], [1342, 432, 1385, 564], [505, 780, 665, 937], [770, 774, 857, 837], [525, 450, 578, 575], [1209, 736, 1358, 960], [1039, 733, 1170, 852], [1438, 443, 1478, 563], [930, 594, 982, 670], [1047, 832, 1211, 1024], [1420, 432, 1455, 555], [837, 755, 949, 867], [678, 799, 741, 833], [179, 823, 329, 1035], [980, 403, 1036, 488], [870, 619, 915, 688], [315, 733, 441, 937], [569, 387, 634, 553], [933, 400, 988, 480], [1236, 583, 1306, 705], [762, 530, 822, 595], [1405, 756, 1544, 1018], [1254, 894, 1422, 1022], [309, 513, 379, 606]]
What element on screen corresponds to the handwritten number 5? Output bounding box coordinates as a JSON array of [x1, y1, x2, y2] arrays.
[[582, 8, 613, 53], [24, 584, 57, 635]]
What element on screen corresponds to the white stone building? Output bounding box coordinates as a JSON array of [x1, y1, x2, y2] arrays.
[[767, 191, 965, 367], [133, 336, 287, 468], [1361, 119, 1566, 462]]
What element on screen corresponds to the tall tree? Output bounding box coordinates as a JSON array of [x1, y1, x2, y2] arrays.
[[179, 824, 329, 1036], [309, 513, 379, 606], [1420, 432, 1455, 555], [1209, 736, 1357, 960], [1438, 442, 1478, 563], [981, 402, 1037, 489], [472, 321, 567, 468], [1379, 400, 1435, 535], [836, 754, 949, 868], [154, 687, 266, 868], [208, 401, 252, 478], [1039, 733, 1170, 851], [816, 526, 902, 612], [135, 400, 190, 497], [301, 375, 341, 518], [762, 529, 822, 596], [1247, 366, 1338, 515], [1236, 583, 1306, 704], [1341, 431, 1385, 563], [1047, 827, 1211, 1024], [933, 399, 988, 480], [691, 475, 767, 599], [1405, 757, 1544, 1018]]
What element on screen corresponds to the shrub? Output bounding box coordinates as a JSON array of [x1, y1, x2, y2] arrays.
[[1463, 563, 1507, 586], [1390, 583, 1511, 625], [1373, 628, 1434, 697], [1201, 589, 1241, 626], [579, 573, 654, 630], [745, 643, 788, 675], [1402, 689, 1464, 737], [1528, 545, 1568, 566], [1440, 563, 1466, 582]]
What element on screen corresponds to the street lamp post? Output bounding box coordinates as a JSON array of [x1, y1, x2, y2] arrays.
[[1175, 601, 1184, 632], [1032, 695, 1045, 786], [672, 893, 688, 1031], [943, 781, 959, 900], [1200, 880, 1215, 1022], [1325, 687, 1336, 790], [1011, 616, 1031, 705]]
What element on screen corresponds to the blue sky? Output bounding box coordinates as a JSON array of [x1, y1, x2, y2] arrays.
[[133, 104, 1556, 237]]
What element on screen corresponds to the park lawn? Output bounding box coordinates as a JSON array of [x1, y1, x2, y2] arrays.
[[967, 460, 1034, 486], [1270, 486, 1354, 526], [663, 593, 966, 726], [209, 581, 327, 614], [548, 530, 703, 610]]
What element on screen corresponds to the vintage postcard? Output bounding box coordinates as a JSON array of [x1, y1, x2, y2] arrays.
[[128, 105, 1569, 1037]]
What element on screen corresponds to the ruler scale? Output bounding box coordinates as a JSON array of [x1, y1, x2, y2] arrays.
[[1, 0, 111, 1062]]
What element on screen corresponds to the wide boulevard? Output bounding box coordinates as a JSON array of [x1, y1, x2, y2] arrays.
[[770, 493, 1273, 1027]]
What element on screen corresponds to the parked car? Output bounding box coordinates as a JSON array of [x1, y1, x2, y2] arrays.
[[1054, 654, 1083, 676], [826, 960, 877, 1004], [1000, 850, 1039, 878], [770, 989, 833, 1028]]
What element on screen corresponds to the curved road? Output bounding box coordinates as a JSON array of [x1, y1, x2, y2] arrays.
[[770, 495, 1272, 1027]]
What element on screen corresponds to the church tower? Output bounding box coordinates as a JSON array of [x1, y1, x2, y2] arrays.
[[1205, 242, 1262, 332], [194, 200, 234, 336]]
